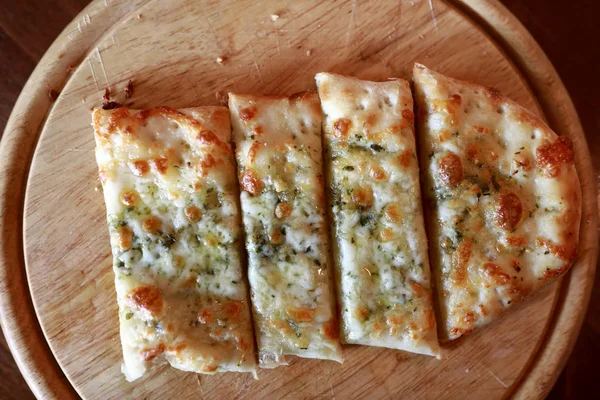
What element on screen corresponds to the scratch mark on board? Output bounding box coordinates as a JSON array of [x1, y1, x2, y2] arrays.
[[273, 21, 281, 54], [330, 383, 336, 400], [488, 369, 508, 388], [87, 57, 100, 92], [427, 0, 438, 31], [345, 0, 357, 46], [78, 13, 91, 32], [206, 16, 224, 52], [248, 41, 264, 83], [96, 47, 110, 88]]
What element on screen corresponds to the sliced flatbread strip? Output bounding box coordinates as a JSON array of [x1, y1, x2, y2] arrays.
[[316, 72, 440, 357], [413, 64, 581, 340], [92, 106, 256, 380], [229, 92, 342, 368]]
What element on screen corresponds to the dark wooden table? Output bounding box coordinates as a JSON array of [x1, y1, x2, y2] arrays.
[[0, 1, 598, 399]]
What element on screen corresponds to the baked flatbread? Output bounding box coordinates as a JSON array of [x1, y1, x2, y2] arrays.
[[92, 106, 256, 380], [229, 92, 342, 368], [413, 64, 581, 340], [316, 72, 440, 356]]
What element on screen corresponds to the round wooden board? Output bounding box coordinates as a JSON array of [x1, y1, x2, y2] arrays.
[[0, 0, 597, 399]]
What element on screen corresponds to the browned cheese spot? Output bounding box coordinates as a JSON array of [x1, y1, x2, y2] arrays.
[[201, 364, 218, 373], [142, 216, 161, 234], [466, 144, 480, 163], [223, 301, 242, 319], [355, 307, 371, 322], [481, 262, 511, 285], [463, 312, 477, 324], [369, 164, 387, 181], [247, 141, 261, 164], [240, 169, 264, 196], [536, 237, 576, 262], [507, 235, 527, 248], [269, 229, 283, 245], [120, 190, 139, 206], [379, 227, 395, 242], [129, 160, 150, 176], [252, 125, 264, 136], [438, 153, 463, 187], [472, 125, 489, 135], [332, 118, 352, 140], [185, 206, 202, 222], [116, 226, 133, 250], [198, 154, 216, 176], [450, 327, 473, 337], [239, 106, 257, 122], [449, 94, 462, 105], [197, 130, 222, 147], [402, 108, 414, 122], [275, 202, 292, 219], [495, 191, 522, 231], [397, 149, 412, 168], [352, 185, 374, 209], [152, 157, 169, 175], [451, 239, 472, 284], [322, 319, 339, 340], [198, 309, 212, 324], [126, 285, 164, 317], [286, 307, 315, 322], [384, 203, 402, 223], [535, 136, 575, 177]]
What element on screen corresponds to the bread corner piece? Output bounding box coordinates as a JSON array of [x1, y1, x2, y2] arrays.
[[316, 72, 440, 358], [92, 105, 256, 380], [228, 92, 343, 368], [413, 63, 581, 340]]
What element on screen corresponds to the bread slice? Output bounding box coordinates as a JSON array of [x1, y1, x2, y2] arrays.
[[92, 106, 256, 380], [413, 64, 581, 340], [316, 72, 440, 357], [229, 92, 342, 367]]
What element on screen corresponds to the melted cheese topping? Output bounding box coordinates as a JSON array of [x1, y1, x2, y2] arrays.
[[93, 106, 256, 380], [229, 93, 342, 367], [316, 73, 439, 356], [413, 64, 581, 340]]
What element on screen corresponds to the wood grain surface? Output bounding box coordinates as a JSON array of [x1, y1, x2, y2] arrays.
[[0, 0, 598, 399]]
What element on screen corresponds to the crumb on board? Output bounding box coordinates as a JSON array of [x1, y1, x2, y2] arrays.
[[48, 89, 59, 101], [215, 91, 228, 106], [102, 101, 123, 110], [137, 14, 143, 19], [306, 49, 312, 56], [124, 80, 134, 98], [270, 14, 279, 21], [81, 98, 85, 103], [216, 56, 226, 64], [103, 87, 111, 101]]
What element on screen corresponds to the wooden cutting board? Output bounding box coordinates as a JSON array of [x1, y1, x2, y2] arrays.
[[0, 0, 597, 399]]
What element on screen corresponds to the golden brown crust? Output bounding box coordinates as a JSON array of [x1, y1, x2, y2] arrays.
[[126, 286, 164, 317]]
